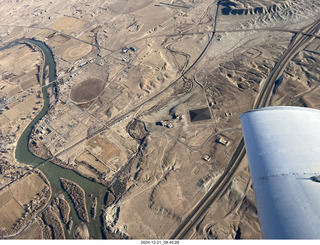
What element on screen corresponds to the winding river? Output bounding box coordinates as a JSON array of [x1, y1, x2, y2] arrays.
[[4, 39, 107, 239]]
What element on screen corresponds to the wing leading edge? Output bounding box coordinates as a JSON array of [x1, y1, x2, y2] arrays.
[[241, 106, 320, 239]]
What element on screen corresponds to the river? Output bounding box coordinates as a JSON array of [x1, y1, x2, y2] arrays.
[[5, 39, 107, 239]]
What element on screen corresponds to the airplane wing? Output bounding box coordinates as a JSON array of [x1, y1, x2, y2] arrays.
[[240, 106, 320, 239]]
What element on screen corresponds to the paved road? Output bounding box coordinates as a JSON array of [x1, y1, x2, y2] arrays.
[[5, 5, 318, 240], [170, 18, 320, 239], [254, 19, 320, 108]]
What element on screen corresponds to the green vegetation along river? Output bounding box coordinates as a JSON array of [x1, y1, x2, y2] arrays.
[[12, 39, 107, 239]]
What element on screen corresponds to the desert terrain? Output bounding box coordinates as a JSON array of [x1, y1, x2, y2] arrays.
[[0, 0, 319, 240]]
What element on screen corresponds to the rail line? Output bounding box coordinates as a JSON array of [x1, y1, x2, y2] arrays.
[[170, 18, 320, 239]]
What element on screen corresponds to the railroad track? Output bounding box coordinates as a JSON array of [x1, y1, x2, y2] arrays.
[[170, 18, 320, 239]]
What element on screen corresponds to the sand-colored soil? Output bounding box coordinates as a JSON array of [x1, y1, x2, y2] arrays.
[[0, 198, 24, 230], [305, 39, 320, 54], [1, 0, 320, 240], [0, 44, 41, 98], [3, 94, 40, 122], [76, 158, 102, 179], [50, 17, 86, 35], [62, 43, 93, 62], [272, 51, 320, 108], [0, 173, 48, 230], [87, 135, 119, 164], [51, 17, 78, 31], [14, 219, 43, 239], [74, 222, 90, 239]]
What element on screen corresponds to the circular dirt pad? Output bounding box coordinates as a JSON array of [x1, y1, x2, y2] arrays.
[[70, 78, 105, 103]]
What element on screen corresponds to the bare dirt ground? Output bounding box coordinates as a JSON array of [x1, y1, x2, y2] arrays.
[[0, 172, 51, 237], [272, 49, 320, 109], [70, 78, 105, 103], [12, 219, 43, 239], [0, 0, 320, 240], [74, 222, 90, 239], [0, 43, 43, 169]]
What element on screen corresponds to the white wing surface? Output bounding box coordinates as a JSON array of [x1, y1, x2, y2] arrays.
[[241, 106, 320, 239]]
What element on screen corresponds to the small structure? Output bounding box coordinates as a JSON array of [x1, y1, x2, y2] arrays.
[[70, 72, 78, 78], [130, 46, 136, 52], [122, 47, 129, 53], [78, 61, 87, 67], [217, 137, 229, 146], [159, 121, 166, 126], [156, 120, 174, 128], [98, 59, 105, 66], [203, 155, 211, 161], [167, 123, 174, 128]]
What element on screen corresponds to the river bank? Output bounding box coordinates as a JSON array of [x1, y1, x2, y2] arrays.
[[9, 39, 107, 239]]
